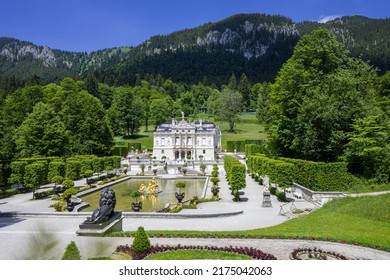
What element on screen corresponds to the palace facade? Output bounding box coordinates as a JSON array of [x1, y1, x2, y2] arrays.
[[153, 115, 222, 161]]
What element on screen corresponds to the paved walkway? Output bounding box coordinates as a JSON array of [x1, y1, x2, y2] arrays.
[[0, 164, 389, 260]]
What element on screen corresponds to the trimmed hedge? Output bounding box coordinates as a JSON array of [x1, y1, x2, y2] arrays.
[[248, 154, 352, 191], [112, 141, 142, 156], [111, 146, 129, 156], [244, 144, 263, 157], [66, 160, 82, 180], [224, 156, 246, 201], [8, 155, 122, 188], [47, 161, 66, 182], [0, 164, 3, 186], [281, 157, 349, 192], [8, 161, 28, 185], [247, 154, 294, 189], [226, 140, 264, 152], [24, 162, 48, 189]]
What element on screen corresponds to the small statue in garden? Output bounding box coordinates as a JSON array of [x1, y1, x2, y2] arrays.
[[263, 175, 270, 190], [84, 188, 116, 224]]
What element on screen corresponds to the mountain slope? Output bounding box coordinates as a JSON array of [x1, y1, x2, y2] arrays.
[[1, 14, 390, 84]]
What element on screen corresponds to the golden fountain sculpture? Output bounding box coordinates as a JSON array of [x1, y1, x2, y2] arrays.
[[138, 177, 161, 195]]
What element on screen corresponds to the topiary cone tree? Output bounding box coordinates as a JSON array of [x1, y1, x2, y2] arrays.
[[131, 226, 151, 258]]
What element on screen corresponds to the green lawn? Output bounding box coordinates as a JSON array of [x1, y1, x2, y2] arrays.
[[110, 194, 390, 251], [115, 113, 265, 151], [144, 250, 253, 260]]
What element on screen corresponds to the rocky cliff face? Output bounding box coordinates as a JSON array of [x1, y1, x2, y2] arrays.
[[141, 16, 300, 60], [0, 39, 70, 68]]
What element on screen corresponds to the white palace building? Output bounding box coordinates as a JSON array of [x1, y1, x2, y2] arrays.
[[153, 113, 222, 161]]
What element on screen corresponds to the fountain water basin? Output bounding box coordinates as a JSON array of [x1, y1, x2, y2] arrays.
[[79, 177, 207, 212]]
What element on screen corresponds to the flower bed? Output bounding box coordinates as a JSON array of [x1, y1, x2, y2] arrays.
[[116, 244, 277, 260], [290, 247, 348, 260]]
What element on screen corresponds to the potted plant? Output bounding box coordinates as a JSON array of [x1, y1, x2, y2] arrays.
[[51, 175, 64, 194], [131, 190, 142, 212], [211, 186, 220, 198], [200, 164, 206, 175], [140, 164, 145, 175], [63, 187, 78, 212], [210, 177, 220, 198], [175, 181, 186, 203]]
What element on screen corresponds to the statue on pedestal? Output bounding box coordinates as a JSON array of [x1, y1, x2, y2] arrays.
[[83, 188, 116, 224]]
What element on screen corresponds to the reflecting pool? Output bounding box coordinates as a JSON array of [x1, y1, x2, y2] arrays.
[[79, 178, 206, 212]]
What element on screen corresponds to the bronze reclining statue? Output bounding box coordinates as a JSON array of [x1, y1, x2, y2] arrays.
[[84, 188, 116, 224]]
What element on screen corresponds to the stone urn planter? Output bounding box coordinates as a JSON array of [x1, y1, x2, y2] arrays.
[[66, 200, 74, 212], [131, 190, 142, 212], [175, 192, 185, 203], [211, 186, 220, 197], [131, 202, 143, 212], [175, 181, 186, 203]]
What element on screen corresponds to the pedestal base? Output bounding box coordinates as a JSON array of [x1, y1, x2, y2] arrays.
[[262, 192, 273, 208], [76, 212, 123, 236]]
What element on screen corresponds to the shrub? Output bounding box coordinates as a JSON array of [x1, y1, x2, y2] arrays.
[[66, 160, 82, 180], [132, 226, 151, 253], [63, 187, 78, 201], [83, 169, 94, 178], [62, 179, 75, 189], [80, 159, 93, 175], [24, 162, 47, 189], [210, 177, 220, 186], [131, 190, 142, 203], [110, 156, 121, 169], [62, 241, 82, 260], [92, 157, 105, 173], [175, 181, 186, 193], [33, 189, 54, 199], [50, 175, 64, 186], [8, 161, 28, 185]]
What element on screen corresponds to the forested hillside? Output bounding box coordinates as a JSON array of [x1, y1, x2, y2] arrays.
[[1, 14, 390, 85]]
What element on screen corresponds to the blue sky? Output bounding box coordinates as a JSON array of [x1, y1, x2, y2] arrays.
[[0, 0, 389, 52]]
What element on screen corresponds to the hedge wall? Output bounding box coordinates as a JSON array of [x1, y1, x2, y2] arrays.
[[226, 140, 264, 152], [112, 141, 142, 156], [281, 157, 349, 191], [8, 155, 123, 187], [248, 154, 351, 191], [8, 161, 28, 185], [47, 161, 66, 182], [247, 154, 294, 189], [0, 164, 3, 186], [111, 146, 129, 157], [24, 162, 48, 189], [66, 160, 82, 180], [244, 144, 263, 157], [224, 156, 246, 201]]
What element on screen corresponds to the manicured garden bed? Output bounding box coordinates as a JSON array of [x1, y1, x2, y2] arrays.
[[109, 194, 390, 251]]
